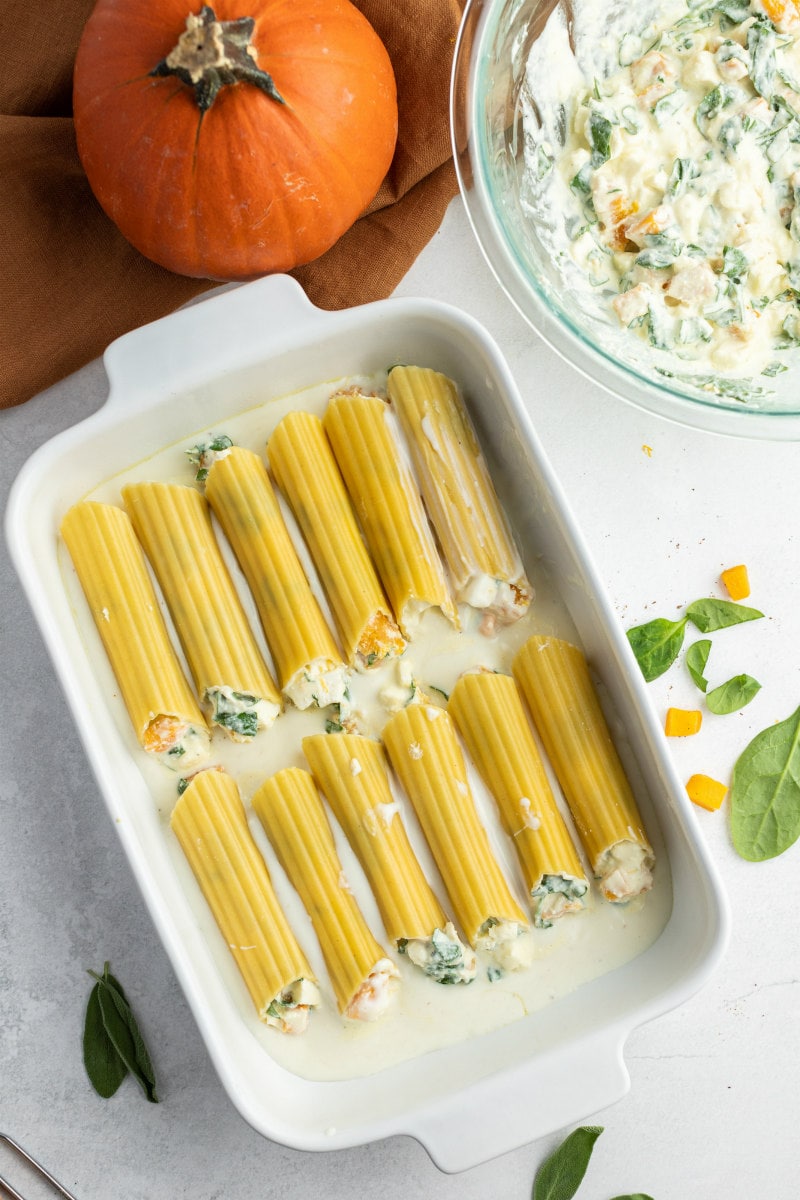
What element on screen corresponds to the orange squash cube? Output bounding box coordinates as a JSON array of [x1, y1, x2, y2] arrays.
[[686, 774, 728, 811], [720, 564, 750, 601], [665, 707, 702, 737]]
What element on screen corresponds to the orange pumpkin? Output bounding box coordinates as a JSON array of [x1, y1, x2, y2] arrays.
[[73, 0, 398, 281]]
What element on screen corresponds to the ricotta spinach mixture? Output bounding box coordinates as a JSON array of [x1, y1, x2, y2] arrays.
[[557, 0, 800, 376]]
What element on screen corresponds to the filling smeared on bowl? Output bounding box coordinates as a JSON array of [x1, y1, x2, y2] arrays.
[[524, 0, 800, 394]]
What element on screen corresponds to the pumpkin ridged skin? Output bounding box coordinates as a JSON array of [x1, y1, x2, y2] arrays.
[[73, 0, 398, 280]]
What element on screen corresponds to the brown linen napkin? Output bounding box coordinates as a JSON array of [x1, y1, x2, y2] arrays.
[[0, 0, 464, 409]]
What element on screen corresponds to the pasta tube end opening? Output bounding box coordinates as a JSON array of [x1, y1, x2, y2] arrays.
[[284, 658, 350, 711], [399, 922, 477, 985], [401, 596, 460, 638], [531, 874, 589, 929], [467, 575, 534, 636], [356, 610, 406, 670], [476, 918, 533, 974], [262, 977, 321, 1035], [344, 957, 400, 1022], [142, 714, 210, 770], [597, 839, 655, 903], [205, 685, 281, 740]]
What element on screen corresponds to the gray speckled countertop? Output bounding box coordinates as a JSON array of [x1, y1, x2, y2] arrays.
[[2, 199, 799, 1200]]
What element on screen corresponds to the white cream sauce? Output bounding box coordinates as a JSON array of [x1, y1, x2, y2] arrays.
[[68, 370, 672, 1083]]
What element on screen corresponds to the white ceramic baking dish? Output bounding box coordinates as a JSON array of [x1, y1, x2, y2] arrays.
[[6, 275, 729, 1172]]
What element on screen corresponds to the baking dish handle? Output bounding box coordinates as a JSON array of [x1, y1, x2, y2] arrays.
[[101, 275, 326, 410], [408, 1032, 630, 1174]]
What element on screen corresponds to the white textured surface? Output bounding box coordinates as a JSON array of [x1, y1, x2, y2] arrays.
[[2, 197, 799, 1199]]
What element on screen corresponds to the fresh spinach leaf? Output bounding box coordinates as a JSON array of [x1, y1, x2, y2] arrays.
[[635, 248, 675, 270], [706, 674, 762, 714], [627, 616, 688, 681], [533, 1126, 604, 1200], [718, 114, 743, 155], [686, 639, 712, 691], [215, 709, 259, 738], [570, 163, 593, 196], [656, 370, 770, 403], [730, 705, 800, 860], [666, 157, 699, 197], [716, 0, 752, 23], [748, 18, 777, 98], [652, 90, 686, 125], [83, 982, 128, 1099], [678, 317, 713, 345], [722, 245, 748, 283], [588, 111, 613, 165], [620, 104, 640, 133], [535, 144, 555, 180], [685, 598, 764, 632], [695, 84, 736, 134]]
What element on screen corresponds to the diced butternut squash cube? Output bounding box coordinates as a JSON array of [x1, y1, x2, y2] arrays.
[[720, 564, 750, 601], [758, 0, 800, 32], [665, 707, 703, 737], [686, 773, 728, 811]]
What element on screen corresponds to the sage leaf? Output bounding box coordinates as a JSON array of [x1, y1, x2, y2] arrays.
[[83, 982, 128, 1099], [609, 1195, 655, 1199], [104, 966, 130, 1004], [685, 598, 764, 633], [89, 963, 159, 1102], [706, 673, 761, 715], [533, 1125, 604, 1200], [686, 639, 712, 691], [104, 982, 158, 1096], [730, 705, 800, 861], [627, 616, 687, 681]]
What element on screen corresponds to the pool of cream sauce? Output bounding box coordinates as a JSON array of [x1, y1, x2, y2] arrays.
[[75, 370, 672, 1082]]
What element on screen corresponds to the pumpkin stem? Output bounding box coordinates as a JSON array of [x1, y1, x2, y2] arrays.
[[150, 5, 284, 112]]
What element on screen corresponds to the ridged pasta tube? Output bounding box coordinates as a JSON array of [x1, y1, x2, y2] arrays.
[[513, 636, 654, 902], [323, 393, 459, 637], [448, 671, 588, 927], [122, 482, 281, 740], [381, 705, 531, 971], [267, 411, 405, 669], [170, 769, 319, 1033], [203, 445, 349, 710], [387, 366, 533, 632], [252, 767, 400, 1020], [302, 733, 476, 984], [60, 501, 210, 770]]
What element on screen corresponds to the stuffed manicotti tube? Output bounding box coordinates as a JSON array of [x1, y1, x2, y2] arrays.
[[60, 501, 210, 770], [252, 767, 400, 1021], [323, 392, 459, 637], [122, 482, 282, 740], [199, 442, 350, 711], [449, 670, 589, 927], [382, 703, 532, 972], [387, 365, 533, 633], [303, 731, 476, 984], [171, 769, 320, 1033], [267, 410, 406, 671], [513, 636, 655, 902]]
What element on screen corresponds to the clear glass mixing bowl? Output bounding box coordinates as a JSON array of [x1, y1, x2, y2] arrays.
[[451, 0, 800, 438]]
